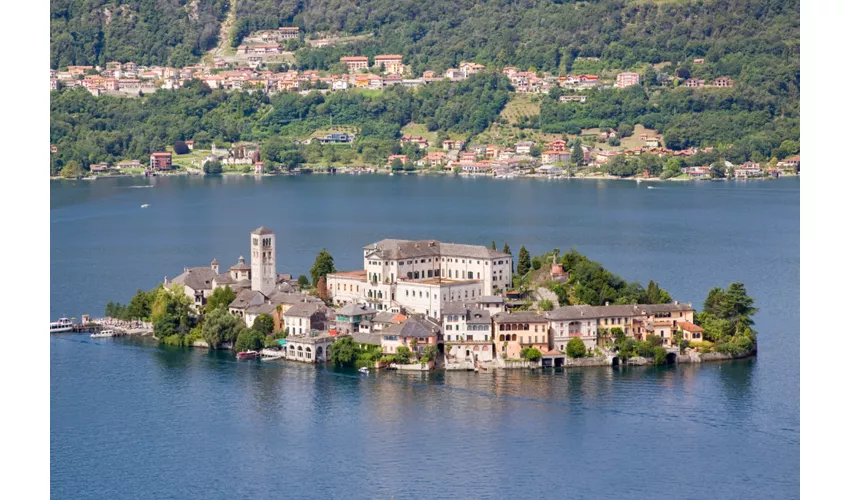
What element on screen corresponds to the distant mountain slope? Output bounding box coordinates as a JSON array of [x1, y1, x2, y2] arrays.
[[234, 0, 799, 71], [50, 0, 229, 68]]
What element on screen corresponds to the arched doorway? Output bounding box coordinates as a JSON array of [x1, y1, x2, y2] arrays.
[[666, 352, 677, 365], [316, 346, 324, 361]]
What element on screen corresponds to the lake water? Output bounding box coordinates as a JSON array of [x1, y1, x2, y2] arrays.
[[51, 175, 800, 499]]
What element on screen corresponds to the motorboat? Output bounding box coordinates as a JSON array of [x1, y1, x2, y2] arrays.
[[647, 186, 655, 190], [237, 350, 259, 360], [50, 317, 74, 333], [141, 204, 150, 208], [359, 367, 369, 374], [91, 330, 115, 338]]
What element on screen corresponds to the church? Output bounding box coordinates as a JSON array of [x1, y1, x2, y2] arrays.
[[164, 227, 317, 326]]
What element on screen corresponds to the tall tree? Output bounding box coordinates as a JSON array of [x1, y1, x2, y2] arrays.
[[252, 314, 275, 336], [310, 248, 337, 286], [517, 246, 531, 276], [491, 240, 497, 250], [202, 308, 244, 349]]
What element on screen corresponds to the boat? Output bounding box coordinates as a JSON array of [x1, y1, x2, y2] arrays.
[[359, 367, 369, 374], [50, 317, 74, 333], [647, 186, 655, 190], [636, 178, 642, 184], [236, 350, 259, 359], [91, 330, 115, 338], [141, 204, 150, 208]]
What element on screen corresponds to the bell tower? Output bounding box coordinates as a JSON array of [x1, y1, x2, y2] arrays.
[[250, 227, 276, 291]]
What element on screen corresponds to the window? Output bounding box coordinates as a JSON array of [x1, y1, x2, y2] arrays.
[[467, 272, 473, 279]]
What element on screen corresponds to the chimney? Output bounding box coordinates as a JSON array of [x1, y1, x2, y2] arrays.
[[184, 267, 189, 273], [674, 300, 679, 305], [605, 301, 610, 307]]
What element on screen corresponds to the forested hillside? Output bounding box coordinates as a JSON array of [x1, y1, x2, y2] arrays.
[[49, 74, 512, 173], [50, 0, 229, 68]]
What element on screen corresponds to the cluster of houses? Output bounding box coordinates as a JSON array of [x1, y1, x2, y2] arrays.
[[74, 141, 267, 176], [51, 48, 735, 99], [162, 228, 703, 368], [389, 138, 584, 174], [683, 156, 800, 179]]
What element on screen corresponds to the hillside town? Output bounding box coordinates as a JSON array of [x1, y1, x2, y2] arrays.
[[161, 228, 706, 370], [50, 27, 735, 97]]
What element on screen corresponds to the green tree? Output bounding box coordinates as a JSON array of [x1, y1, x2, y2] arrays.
[[421, 345, 439, 363], [538, 299, 554, 311], [252, 314, 275, 336], [234, 328, 264, 352], [572, 141, 584, 167], [330, 336, 358, 366], [517, 246, 531, 276], [205, 285, 235, 313], [202, 308, 244, 349], [502, 243, 511, 255], [395, 346, 413, 363], [491, 240, 497, 250], [390, 158, 403, 171], [297, 275, 310, 289], [310, 248, 336, 286], [710, 162, 727, 179], [203, 160, 223, 175], [520, 347, 542, 362], [60, 161, 83, 179], [566, 337, 586, 358]]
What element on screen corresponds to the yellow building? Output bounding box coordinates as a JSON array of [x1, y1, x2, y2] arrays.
[[493, 311, 549, 360]]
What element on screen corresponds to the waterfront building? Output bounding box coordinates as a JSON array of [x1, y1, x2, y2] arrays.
[[380, 317, 441, 357], [149, 152, 172, 170], [492, 311, 549, 359], [283, 333, 335, 363], [441, 303, 494, 363], [632, 303, 695, 347]]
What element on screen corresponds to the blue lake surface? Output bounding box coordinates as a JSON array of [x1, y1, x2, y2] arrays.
[[51, 175, 800, 499]]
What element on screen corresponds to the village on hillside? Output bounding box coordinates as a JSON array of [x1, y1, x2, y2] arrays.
[[50, 26, 800, 181]]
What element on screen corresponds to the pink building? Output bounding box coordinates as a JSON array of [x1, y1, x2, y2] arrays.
[[616, 72, 640, 88]]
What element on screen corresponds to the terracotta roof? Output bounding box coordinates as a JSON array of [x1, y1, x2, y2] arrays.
[[677, 321, 704, 332]]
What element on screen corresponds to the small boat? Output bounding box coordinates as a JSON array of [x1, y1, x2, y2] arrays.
[[647, 186, 655, 190], [237, 350, 259, 359], [91, 330, 115, 338], [359, 367, 369, 374], [636, 178, 642, 184], [141, 204, 150, 208], [50, 317, 74, 333]]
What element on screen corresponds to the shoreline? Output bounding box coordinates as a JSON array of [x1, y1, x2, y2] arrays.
[[50, 169, 798, 183], [81, 328, 756, 371]]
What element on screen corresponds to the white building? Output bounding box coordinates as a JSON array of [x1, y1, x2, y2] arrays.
[[250, 226, 276, 293], [327, 239, 513, 319], [442, 303, 495, 364]]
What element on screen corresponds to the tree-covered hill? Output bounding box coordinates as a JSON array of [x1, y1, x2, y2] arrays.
[[50, 0, 229, 69], [237, 0, 798, 73]]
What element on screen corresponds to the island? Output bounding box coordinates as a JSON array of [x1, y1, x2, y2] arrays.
[[98, 227, 758, 371]]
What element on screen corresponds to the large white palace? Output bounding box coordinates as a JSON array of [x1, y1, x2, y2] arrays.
[[327, 239, 513, 320]]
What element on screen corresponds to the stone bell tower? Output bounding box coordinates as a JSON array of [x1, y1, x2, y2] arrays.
[[251, 227, 276, 291]]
